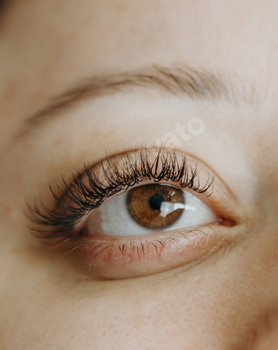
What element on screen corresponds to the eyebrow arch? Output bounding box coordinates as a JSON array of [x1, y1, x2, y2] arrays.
[[19, 64, 242, 136]]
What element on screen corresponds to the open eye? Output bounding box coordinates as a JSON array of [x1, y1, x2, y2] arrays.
[[82, 183, 216, 237], [72, 183, 224, 279], [29, 148, 237, 280]]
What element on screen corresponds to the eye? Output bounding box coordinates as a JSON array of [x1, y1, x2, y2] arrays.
[[29, 148, 237, 280], [72, 183, 219, 279], [82, 183, 216, 237]]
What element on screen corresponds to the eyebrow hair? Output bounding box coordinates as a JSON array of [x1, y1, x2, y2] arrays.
[[19, 64, 247, 136]]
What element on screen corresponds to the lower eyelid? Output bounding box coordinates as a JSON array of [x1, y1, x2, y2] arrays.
[[69, 223, 233, 280]]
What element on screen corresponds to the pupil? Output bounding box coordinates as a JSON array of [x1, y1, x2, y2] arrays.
[[148, 193, 165, 210]]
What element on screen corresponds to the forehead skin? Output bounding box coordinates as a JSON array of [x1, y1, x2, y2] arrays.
[[1, 1, 278, 349]]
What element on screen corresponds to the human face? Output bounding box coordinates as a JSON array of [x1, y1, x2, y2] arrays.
[[1, 1, 278, 349]]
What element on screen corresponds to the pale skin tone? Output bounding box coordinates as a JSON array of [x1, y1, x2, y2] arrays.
[[1, 1, 278, 349]]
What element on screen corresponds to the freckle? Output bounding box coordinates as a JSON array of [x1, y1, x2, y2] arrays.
[[115, 3, 128, 13], [15, 173, 22, 183], [23, 140, 35, 151], [3, 203, 13, 218]]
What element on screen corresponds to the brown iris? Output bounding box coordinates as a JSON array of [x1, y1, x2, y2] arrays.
[[127, 184, 185, 229]]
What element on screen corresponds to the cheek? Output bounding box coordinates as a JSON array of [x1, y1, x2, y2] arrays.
[[2, 227, 278, 350]]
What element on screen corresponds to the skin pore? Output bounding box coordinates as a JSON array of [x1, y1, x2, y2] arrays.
[[1, 0, 278, 349]]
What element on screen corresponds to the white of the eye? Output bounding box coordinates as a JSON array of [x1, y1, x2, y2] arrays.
[[87, 188, 217, 237]]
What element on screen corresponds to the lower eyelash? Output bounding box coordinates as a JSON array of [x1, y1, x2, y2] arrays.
[[83, 227, 209, 258], [63, 223, 225, 279], [27, 147, 214, 241]]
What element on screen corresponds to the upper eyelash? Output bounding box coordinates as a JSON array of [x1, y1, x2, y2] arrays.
[[27, 147, 214, 239]]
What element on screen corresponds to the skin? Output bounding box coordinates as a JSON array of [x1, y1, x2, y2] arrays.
[[1, 0, 278, 349]]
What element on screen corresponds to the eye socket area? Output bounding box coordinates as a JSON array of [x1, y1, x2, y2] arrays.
[[28, 148, 239, 280]]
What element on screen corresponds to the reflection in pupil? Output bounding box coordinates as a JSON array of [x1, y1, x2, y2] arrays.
[[148, 194, 164, 210]]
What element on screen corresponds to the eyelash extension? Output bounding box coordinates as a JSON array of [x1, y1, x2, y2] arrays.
[[27, 148, 214, 240]]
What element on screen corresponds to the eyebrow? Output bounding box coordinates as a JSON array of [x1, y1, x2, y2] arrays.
[[19, 64, 248, 136]]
